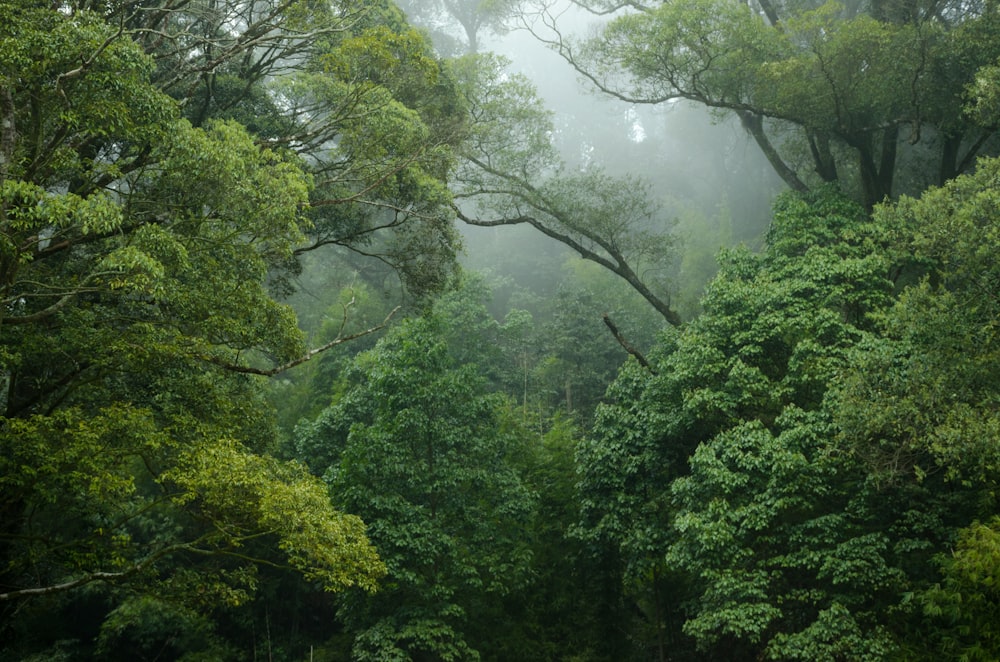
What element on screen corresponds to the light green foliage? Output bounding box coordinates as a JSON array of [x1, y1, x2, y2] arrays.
[[166, 438, 384, 592], [593, 0, 783, 104], [968, 61, 1000, 127], [759, 7, 924, 132], [1, 3, 387, 658], [922, 518, 1000, 661], [832, 157, 1000, 487], [821, 159, 1000, 658]]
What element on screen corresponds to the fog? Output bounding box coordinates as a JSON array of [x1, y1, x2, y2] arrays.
[[443, 1, 786, 317]]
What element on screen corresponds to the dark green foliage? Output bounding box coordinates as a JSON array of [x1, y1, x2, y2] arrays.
[[577, 186, 949, 659], [295, 286, 535, 659], [573, 154, 1000, 659], [6, 0, 1000, 658]]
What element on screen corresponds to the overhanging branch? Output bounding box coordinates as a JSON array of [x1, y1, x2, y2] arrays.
[[456, 207, 682, 326], [204, 306, 401, 376]]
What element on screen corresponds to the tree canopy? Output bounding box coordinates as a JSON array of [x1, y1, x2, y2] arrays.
[[0, 0, 461, 656], [531, 0, 1000, 208], [4, 0, 1000, 659]]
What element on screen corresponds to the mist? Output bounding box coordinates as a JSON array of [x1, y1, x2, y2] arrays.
[[430, 1, 787, 321]]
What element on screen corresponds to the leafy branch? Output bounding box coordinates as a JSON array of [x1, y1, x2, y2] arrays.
[[202, 304, 401, 376]]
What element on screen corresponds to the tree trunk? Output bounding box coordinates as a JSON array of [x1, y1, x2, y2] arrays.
[[807, 130, 838, 182], [939, 132, 961, 185], [739, 111, 809, 194], [857, 126, 897, 211]]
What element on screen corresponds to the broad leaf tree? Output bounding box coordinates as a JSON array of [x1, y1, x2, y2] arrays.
[[531, 0, 1000, 208], [577, 188, 906, 658], [0, 1, 477, 657], [294, 283, 535, 660], [451, 53, 684, 325]]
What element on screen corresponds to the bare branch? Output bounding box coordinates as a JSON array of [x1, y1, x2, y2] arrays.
[[0, 570, 136, 601], [603, 313, 656, 372]]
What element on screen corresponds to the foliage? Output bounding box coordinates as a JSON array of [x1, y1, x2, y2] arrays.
[[921, 518, 1000, 661], [562, 0, 1000, 208], [0, 1, 427, 658], [294, 282, 535, 659], [572, 144, 1000, 658], [6, 0, 1000, 658], [826, 157, 1000, 659], [576, 187, 918, 659]]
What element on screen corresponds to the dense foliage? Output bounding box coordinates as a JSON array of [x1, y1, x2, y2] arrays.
[[555, 0, 1000, 209], [576, 170, 1000, 660], [3, 0, 1000, 660]]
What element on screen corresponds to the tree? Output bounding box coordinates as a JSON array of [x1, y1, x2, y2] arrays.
[[281, 17, 466, 299], [529, 0, 1000, 209], [576, 145, 1000, 658], [96, 0, 466, 301], [451, 53, 684, 325], [397, 0, 522, 54], [532, 260, 663, 421], [576, 188, 905, 658], [829, 156, 1000, 660], [293, 282, 535, 660], [0, 2, 412, 657]]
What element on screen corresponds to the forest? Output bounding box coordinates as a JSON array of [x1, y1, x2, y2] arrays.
[[1, 0, 999, 659]]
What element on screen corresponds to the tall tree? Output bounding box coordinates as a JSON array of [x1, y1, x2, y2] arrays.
[[576, 150, 1000, 659], [834, 156, 1000, 660], [294, 282, 535, 660], [0, 0, 474, 656], [451, 53, 684, 325], [529, 0, 1000, 209], [397, 0, 521, 53], [576, 188, 907, 658]]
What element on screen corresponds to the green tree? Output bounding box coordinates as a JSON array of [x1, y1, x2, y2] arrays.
[[578, 155, 1000, 659], [532, 259, 663, 422], [451, 53, 684, 325], [536, 0, 1000, 209], [294, 285, 535, 660], [829, 156, 1000, 660], [0, 3, 399, 657], [283, 17, 465, 299], [577, 188, 903, 659], [398, 0, 521, 54]]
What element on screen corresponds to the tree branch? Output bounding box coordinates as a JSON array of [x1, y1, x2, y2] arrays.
[[457, 207, 682, 326], [738, 111, 809, 194], [204, 306, 401, 376], [603, 313, 656, 373]]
